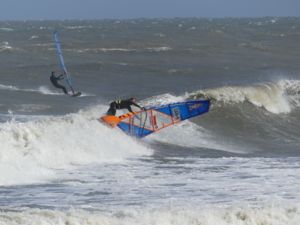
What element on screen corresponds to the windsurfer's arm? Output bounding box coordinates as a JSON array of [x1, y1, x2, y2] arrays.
[[127, 106, 134, 113], [58, 70, 66, 79], [132, 102, 144, 109]]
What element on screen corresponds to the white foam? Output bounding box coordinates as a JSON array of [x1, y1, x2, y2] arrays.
[[278, 79, 300, 107], [0, 84, 63, 95], [37, 86, 94, 97], [0, 204, 299, 225], [193, 80, 293, 114], [146, 46, 172, 52], [0, 84, 94, 97], [0, 41, 13, 52], [0, 27, 14, 32], [142, 93, 185, 107], [66, 48, 137, 53], [0, 84, 19, 91], [37, 86, 63, 95], [65, 25, 93, 30], [29, 35, 39, 40], [0, 105, 152, 186], [59, 46, 171, 54]]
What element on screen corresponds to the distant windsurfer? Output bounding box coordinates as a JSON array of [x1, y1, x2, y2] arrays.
[[50, 71, 68, 94], [107, 97, 145, 116]]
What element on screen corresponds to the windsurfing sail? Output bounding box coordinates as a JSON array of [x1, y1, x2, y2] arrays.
[[53, 31, 79, 95], [100, 99, 210, 138]]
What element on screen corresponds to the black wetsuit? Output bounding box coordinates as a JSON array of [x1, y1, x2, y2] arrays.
[[50, 74, 68, 94], [107, 99, 143, 116]]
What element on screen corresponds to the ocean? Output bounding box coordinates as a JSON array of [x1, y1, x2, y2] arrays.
[[0, 17, 300, 224]]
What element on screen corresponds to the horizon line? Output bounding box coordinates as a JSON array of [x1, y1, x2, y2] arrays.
[[0, 16, 300, 22]]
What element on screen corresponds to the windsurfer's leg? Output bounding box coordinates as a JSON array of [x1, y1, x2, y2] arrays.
[[107, 102, 116, 115], [54, 83, 68, 94]]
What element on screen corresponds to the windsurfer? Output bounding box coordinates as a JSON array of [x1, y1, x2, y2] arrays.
[[106, 97, 145, 116], [50, 71, 68, 94]]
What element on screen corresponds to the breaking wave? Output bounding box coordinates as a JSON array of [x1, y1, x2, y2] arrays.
[[190, 79, 300, 114], [0, 106, 151, 186], [2, 80, 300, 186]]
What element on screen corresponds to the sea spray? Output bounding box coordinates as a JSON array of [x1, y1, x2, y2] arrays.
[[0, 106, 151, 186]]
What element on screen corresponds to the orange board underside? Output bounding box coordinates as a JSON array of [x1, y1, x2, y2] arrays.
[[100, 112, 136, 127], [100, 115, 121, 127]]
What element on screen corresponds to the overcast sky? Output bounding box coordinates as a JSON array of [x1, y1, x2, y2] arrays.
[[1, 0, 300, 20]]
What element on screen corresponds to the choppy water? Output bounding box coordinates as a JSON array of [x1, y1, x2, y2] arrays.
[[1, 18, 300, 224]]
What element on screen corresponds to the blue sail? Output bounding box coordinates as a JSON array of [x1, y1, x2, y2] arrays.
[[53, 31, 74, 93], [117, 100, 210, 138]]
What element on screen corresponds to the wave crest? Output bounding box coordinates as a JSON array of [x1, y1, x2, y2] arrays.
[[190, 80, 298, 114], [0, 106, 151, 186]]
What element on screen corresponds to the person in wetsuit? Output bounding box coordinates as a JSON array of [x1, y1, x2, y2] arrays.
[[106, 97, 145, 116], [50, 71, 68, 94]]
